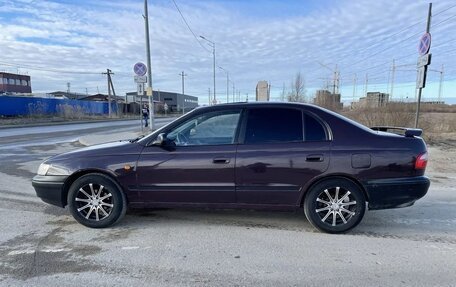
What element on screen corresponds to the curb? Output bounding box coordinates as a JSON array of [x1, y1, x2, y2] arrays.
[[0, 116, 176, 130]]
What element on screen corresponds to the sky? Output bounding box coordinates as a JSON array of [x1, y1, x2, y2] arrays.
[[0, 0, 455, 105]]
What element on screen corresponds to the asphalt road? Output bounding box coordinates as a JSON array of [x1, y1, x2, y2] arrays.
[[0, 120, 455, 286]]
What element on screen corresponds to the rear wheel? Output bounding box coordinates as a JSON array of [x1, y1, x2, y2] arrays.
[[68, 173, 127, 228], [304, 178, 366, 233]]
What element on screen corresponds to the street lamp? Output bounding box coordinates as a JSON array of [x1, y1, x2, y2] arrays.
[[200, 35, 216, 105], [218, 66, 229, 103]]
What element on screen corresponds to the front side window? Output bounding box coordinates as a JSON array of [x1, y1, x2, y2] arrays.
[[244, 108, 303, 144], [166, 110, 241, 146]]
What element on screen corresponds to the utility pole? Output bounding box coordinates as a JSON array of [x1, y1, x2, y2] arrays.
[[317, 62, 338, 95], [334, 66, 340, 94], [364, 73, 368, 97], [232, 82, 235, 102], [438, 64, 444, 102], [144, 0, 154, 130], [102, 69, 114, 118], [208, 88, 211, 106], [179, 71, 187, 114], [218, 66, 229, 103], [390, 59, 396, 100], [352, 74, 357, 105], [200, 36, 216, 105], [415, 3, 432, 128], [67, 82, 70, 93]]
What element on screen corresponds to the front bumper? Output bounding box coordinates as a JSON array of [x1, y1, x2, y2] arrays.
[[363, 176, 430, 210], [32, 175, 68, 207]]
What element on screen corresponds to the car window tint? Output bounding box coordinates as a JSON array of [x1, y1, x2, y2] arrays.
[[167, 110, 241, 146], [304, 114, 327, 141], [245, 108, 303, 144]]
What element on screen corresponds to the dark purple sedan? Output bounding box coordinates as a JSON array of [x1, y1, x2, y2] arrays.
[[32, 102, 430, 233]]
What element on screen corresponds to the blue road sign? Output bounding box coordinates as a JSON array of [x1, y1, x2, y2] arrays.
[[418, 33, 431, 56], [134, 62, 147, 76]]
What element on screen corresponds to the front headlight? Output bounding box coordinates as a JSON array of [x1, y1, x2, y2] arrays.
[[37, 163, 70, 176], [37, 163, 50, 176]]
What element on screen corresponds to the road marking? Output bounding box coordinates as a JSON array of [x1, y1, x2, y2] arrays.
[[8, 248, 71, 255], [121, 246, 140, 250]]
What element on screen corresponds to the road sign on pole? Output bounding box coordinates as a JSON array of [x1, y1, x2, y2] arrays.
[[133, 62, 147, 76], [416, 66, 427, 89], [417, 53, 431, 68], [137, 83, 145, 95], [134, 75, 147, 83], [418, 33, 431, 56], [415, 3, 432, 129]]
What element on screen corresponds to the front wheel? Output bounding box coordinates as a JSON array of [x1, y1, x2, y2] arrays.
[[304, 178, 366, 233], [68, 173, 127, 228]]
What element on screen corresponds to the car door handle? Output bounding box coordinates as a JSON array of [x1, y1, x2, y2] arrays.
[[306, 155, 324, 162], [213, 158, 230, 164]]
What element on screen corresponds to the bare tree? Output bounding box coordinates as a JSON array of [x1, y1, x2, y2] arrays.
[[287, 72, 306, 102]]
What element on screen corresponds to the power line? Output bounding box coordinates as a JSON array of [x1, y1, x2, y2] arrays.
[[0, 61, 102, 75], [170, 0, 211, 53], [340, 5, 456, 73]]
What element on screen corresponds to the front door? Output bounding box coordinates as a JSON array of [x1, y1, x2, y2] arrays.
[[136, 109, 242, 204]]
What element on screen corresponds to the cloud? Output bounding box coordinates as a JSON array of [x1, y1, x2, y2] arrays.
[[0, 0, 455, 103]]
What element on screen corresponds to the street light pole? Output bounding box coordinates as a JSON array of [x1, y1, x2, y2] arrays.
[[179, 71, 187, 114], [218, 66, 229, 103], [144, 0, 154, 130], [200, 35, 216, 105]]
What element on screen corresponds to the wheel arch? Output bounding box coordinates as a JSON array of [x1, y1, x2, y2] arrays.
[[62, 169, 126, 207], [299, 174, 369, 207]]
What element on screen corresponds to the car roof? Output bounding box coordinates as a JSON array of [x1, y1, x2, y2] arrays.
[[197, 101, 324, 111]]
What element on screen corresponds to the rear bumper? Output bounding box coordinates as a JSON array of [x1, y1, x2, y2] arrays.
[[32, 175, 68, 207], [363, 176, 430, 210]]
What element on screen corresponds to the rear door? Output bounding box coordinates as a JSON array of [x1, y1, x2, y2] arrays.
[[235, 107, 330, 206]]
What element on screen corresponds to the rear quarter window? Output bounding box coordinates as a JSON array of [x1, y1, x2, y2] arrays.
[[304, 114, 327, 141]]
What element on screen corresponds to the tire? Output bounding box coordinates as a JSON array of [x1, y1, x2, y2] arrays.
[[304, 178, 366, 234], [67, 173, 127, 228]]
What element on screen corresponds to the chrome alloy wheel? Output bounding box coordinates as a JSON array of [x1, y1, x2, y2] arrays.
[[315, 187, 357, 227], [75, 183, 113, 221]]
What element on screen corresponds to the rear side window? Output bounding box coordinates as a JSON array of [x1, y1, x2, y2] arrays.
[[244, 108, 303, 144], [304, 114, 327, 141]]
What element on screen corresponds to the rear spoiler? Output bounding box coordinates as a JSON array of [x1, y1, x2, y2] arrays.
[[371, 126, 423, 137]]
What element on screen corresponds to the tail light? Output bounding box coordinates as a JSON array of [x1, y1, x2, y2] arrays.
[[415, 152, 428, 170]]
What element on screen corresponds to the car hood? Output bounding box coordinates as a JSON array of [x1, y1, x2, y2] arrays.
[[46, 141, 143, 163]]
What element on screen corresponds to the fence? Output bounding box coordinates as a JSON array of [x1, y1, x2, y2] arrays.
[[0, 96, 117, 116]]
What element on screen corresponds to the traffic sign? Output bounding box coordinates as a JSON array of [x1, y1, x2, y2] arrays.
[[146, 87, 153, 97], [134, 75, 147, 83], [417, 53, 431, 68], [416, 66, 427, 89], [137, 83, 144, 95], [418, 33, 431, 56], [133, 62, 147, 76]]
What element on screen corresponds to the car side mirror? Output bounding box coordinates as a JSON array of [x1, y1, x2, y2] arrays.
[[152, 133, 175, 150], [152, 133, 166, 146]]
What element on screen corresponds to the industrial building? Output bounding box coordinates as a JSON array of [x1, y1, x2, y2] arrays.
[[313, 89, 343, 110], [126, 90, 198, 112], [357, 92, 390, 108], [256, 81, 270, 102], [0, 72, 32, 94]]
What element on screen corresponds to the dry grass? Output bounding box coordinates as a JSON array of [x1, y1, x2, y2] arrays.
[[343, 103, 456, 143]]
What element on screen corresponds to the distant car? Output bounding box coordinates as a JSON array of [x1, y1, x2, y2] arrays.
[[32, 103, 430, 233]]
